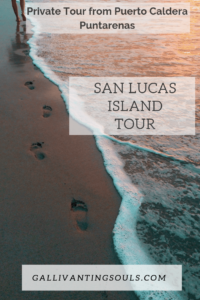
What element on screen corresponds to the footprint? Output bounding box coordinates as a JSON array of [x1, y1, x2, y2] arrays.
[[71, 199, 88, 231], [30, 142, 46, 160], [22, 49, 30, 56], [14, 48, 30, 57], [43, 105, 52, 118], [25, 81, 35, 90]]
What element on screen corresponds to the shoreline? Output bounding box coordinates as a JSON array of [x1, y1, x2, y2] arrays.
[[0, 2, 138, 299]]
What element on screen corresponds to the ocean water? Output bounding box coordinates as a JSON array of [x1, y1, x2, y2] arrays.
[[25, 0, 200, 299]]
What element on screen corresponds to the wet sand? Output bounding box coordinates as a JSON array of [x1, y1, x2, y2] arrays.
[[0, 2, 138, 300]]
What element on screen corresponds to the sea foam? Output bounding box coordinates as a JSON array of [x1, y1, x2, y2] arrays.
[[25, 11, 185, 299]]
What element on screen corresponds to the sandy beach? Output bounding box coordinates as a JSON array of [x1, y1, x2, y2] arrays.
[[0, 2, 139, 299]]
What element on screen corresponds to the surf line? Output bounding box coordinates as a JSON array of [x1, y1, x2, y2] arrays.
[[24, 13, 199, 173], [103, 134, 199, 169]]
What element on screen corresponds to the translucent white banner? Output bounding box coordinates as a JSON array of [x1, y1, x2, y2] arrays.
[[26, 3, 190, 34], [22, 265, 182, 291], [69, 77, 195, 135]]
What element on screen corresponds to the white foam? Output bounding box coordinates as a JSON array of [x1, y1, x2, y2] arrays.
[[26, 9, 184, 300]]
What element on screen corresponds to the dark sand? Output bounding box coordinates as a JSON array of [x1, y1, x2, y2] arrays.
[[0, 2, 138, 300]]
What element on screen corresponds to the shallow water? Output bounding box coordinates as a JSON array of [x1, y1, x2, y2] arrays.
[[27, 0, 200, 299]]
